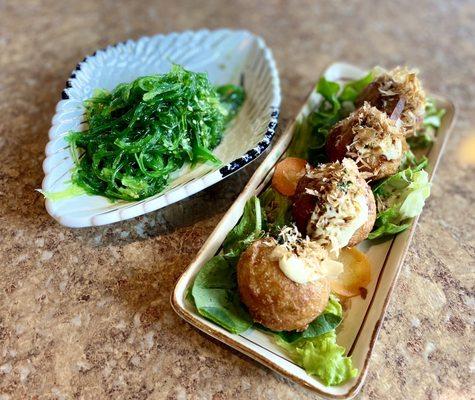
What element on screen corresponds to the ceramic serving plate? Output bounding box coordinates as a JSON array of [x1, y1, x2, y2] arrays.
[[42, 29, 280, 227], [172, 62, 455, 399]]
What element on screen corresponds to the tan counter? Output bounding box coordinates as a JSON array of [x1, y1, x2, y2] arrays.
[[0, 0, 473, 398]]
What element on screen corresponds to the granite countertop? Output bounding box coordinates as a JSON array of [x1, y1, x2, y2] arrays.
[[0, 0, 474, 399]]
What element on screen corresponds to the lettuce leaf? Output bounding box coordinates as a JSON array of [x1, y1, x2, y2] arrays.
[[339, 71, 374, 102], [259, 187, 291, 234], [276, 330, 357, 386], [323, 294, 343, 317], [288, 74, 373, 164], [275, 296, 357, 386], [369, 166, 431, 239], [408, 98, 445, 150], [191, 256, 252, 334], [288, 77, 341, 162], [191, 197, 265, 333], [222, 196, 265, 264], [276, 295, 342, 343], [399, 150, 428, 171]]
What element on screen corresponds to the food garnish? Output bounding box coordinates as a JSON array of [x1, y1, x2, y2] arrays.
[[369, 159, 431, 239], [292, 158, 376, 252], [271, 157, 307, 196], [407, 98, 446, 149], [271, 225, 342, 284], [288, 73, 372, 163], [326, 102, 406, 180], [191, 255, 252, 334], [355, 66, 426, 135], [259, 187, 291, 233], [276, 330, 358, 386]]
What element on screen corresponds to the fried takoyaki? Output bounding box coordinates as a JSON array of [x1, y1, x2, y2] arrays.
[[326, 103, 406, 180], [292, 158, 376, 250], [355, 66, 426, 135], [237, 238, 331, 332]]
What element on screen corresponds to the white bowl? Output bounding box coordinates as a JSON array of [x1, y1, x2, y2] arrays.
[[42, 29, 281, 227]]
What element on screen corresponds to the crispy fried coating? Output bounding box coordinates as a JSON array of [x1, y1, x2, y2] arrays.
[[292, 160, 376, 248], [355, 67, 426, 135], [326, 103, 406, 180], [237, 239, 330, 332]]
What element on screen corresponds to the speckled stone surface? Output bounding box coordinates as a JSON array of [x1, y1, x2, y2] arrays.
[[0, 1, 474, 399]]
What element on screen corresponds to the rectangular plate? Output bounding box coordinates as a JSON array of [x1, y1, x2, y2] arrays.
[[171, 62, 455, 399]]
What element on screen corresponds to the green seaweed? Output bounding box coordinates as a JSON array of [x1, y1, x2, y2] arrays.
[[67, 65, 244, 201]]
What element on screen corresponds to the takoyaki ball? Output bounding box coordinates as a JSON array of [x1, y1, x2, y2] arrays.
[[355, 66, 426, 135], [237, 238, 330, 332], [292, 159, 376, 250], [326, 103, 406, 181]]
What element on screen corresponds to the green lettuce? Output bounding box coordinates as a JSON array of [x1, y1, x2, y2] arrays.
[[191, 196, 264, 333], [339, 71, 374, 103], [276, 330, 357, 386], [408, 98, 445, 149], [259, 187, 291, 234], [223, 196, 265, 264], [288, 77, 341, 162], [323, 294, 343, 316], [275, 296, 357, 386], [399, 150, 428, 171], [369, 165, 431, 239], [191, 256, 252, 334], [276, 295, 342, 343], [288, 73, 372, 164]]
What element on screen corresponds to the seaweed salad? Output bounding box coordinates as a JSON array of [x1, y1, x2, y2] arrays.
[[66, 65, 245, 201]]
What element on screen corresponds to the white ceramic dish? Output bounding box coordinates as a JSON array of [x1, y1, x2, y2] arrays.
[[172, 62, 455, 399], [42, 29, 280, 227]]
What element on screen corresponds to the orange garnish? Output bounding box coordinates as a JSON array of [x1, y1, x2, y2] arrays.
[[271, 157, 308, 196]]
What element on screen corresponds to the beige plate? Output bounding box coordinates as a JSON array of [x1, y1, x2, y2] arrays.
[[171, 62, 456, 399]]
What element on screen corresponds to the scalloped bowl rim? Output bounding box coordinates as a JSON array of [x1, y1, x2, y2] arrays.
[[42, 29, 281, 227]]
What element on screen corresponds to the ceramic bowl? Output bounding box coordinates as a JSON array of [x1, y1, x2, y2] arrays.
[[42, 29, 280, 227], [172, 62, 456, 399]]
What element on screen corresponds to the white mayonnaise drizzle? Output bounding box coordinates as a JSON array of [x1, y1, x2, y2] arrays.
[[272, 244, 344, 284], [379, 136, 403, 160], [332, 194, 369, 249]]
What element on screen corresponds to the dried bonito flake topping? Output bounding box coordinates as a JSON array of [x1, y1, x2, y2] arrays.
[[272, 224, 328, 262], [356, 66, 426, 135], [347, 103, 404, 179], [270, 225, 343, 284], [304, 159, 369, 253]]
